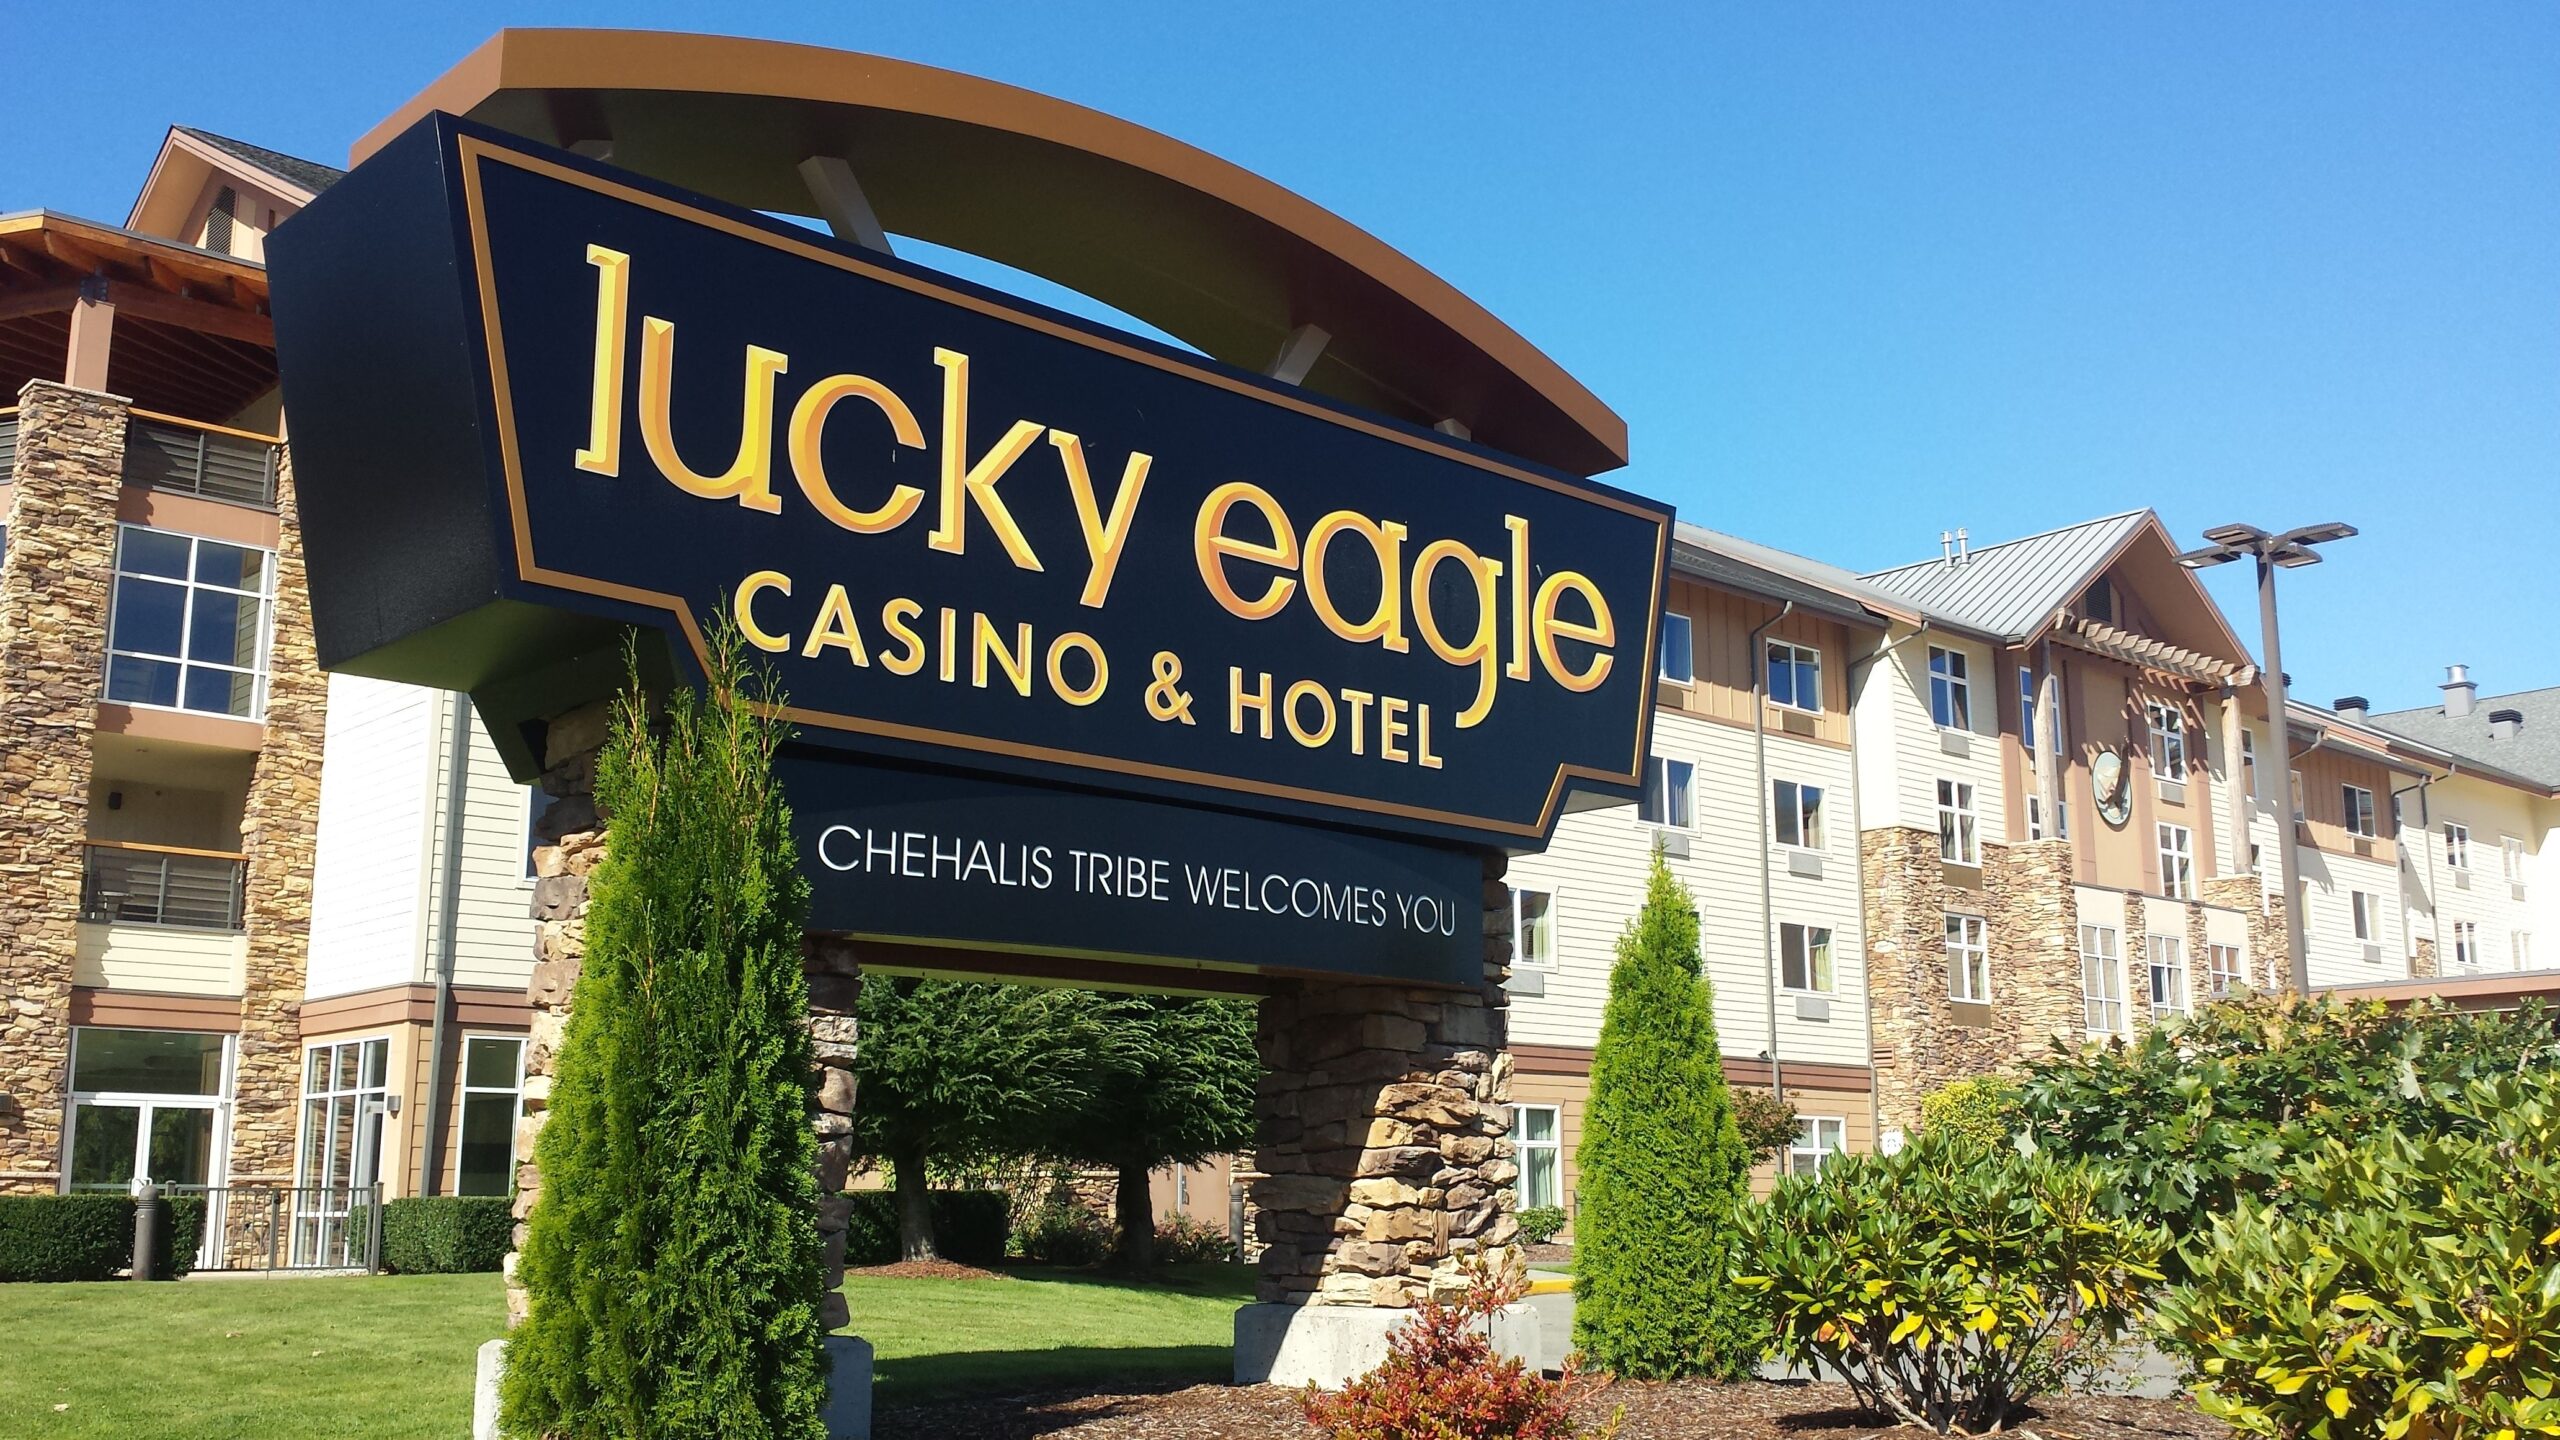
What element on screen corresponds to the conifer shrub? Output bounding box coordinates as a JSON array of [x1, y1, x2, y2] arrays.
[[1738, 1130, 2164, 1433], [501, 635, 827, 1440], [1303, 1261, 1618, 1440], [1918, 1075, 2022, 1154], [1570, 851, 1760, 1380]]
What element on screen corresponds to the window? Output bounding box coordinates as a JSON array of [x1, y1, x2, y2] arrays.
[[63, 1028, 232, 1194], [1512, 1105, 1561, 1210], [1788, 1116, 1846, 1176], [2519, 932, 2535, 970], [2019, 667, 2040, 753], [1945, 914, 1989, 1002], [2158, 823, 2195, 900], [2080, 925, 2125, 1036], [2207, 942, 2243, 997], [2504, 837, 2527, 887], [1780, 922, 1834, 993], [295, 1037, 389, 1265], [1772, 779, 1825, 850], [2445, 823, 2471, 870], [1658, 611, 1693, 684], [2452, 921, 2480, 971], [1511, 886, 1555, 969], [455, 1036, 528, 1197], [2341, 785, 2376, 839], [2148, 934, 2189, 1019], [2146, 701, 2187, 777], [1639, 756, 1695, 828], [1937, 779, 1979, 865], [2026, 778, 2071, 841], [1928, 646, 1971, 730], [1766, 640, 1821, 712], [105, 526, 278, 719], [524, 787, 556, 881], [2350, 890, 2377, 942]]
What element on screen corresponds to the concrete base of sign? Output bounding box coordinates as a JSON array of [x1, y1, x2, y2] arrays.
[[472, 1338, 504, 1440], [1233, 1302, 1541, 1388], [824, 1334, 874, 1439]]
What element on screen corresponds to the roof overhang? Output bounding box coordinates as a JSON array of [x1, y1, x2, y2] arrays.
[[126, 128, 322, 239], [0, 211, 277, 421], [352, 28, 1629, 476]]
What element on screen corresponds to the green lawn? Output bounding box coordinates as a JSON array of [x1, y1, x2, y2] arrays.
[[0, 1264, 1254, 1439]]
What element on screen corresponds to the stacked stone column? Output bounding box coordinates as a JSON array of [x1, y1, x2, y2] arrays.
[[0, 382, 125, 1192], [803, 939, 862, 1330], [229, 447, 327, 1183], [2201, 874, 2292, 993], [1247, 853, 1520, 1307]]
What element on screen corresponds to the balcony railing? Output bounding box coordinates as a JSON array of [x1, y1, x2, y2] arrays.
[[123, 411, 279, 509], [79, 840, 247, 931]]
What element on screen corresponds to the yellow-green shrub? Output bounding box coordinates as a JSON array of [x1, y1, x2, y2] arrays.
[[1919, 1076, 2021, 1154]]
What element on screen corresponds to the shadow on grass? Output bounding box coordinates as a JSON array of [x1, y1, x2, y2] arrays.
[[873, 1343, 1233, 1400], [993, 1263, 1258, 1300]]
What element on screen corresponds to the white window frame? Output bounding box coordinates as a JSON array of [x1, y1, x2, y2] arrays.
[[1511, 1104, 1562, 1211], [2341, 785, 2376, 839], [293, 1035, 392, 1266], [1511, 884, 1556, 970], [1937, 779, 1980, 866], [1772, 778, 1825, 851], [2148, 934, 2189, 1019], [2158, 823, 2195, 900], [1788, 1115, 1846, 1176], [2518, 931, 2534, 970], [453, 1034, 529, 1198], [2503, 836, 2527, 888], [2206, 942, 2242, 997], [2146, 701, 2187, 778], [1658, 611, 1694, 685], [2018, 666, 2040, 754], [2452, 920, 2480, 971], [104, 524, 280, 722], [1766, 640, 1822, 713], [60, 1028, 237, 1196], [2350, 890, 2377, 942], [1779, 921, 1835, 994], [1928, 646, 1972, 731], [1639, 755, 1696, 830], [1945, 914, 1990, 1002], [2080, 924, 2125, 1037], [2445, 823, 2471, 871]]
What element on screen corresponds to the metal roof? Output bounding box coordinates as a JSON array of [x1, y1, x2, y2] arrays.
[[1859, 510, 2151, 640], [2367, 685, 2560, 789], [177, 128, 344, 197], [1672, 523, 1908, 627]]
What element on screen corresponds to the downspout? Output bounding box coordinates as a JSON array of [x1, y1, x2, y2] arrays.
[[418, 692, 473, 1197], [1750, 602, 1798, 1101], [2390, 771, 2442, 974]]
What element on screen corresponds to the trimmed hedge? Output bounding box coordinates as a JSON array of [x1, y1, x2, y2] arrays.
[[0, 1193, 207, 1281], [842, 1189, 1009, 1267], [381, 1196, 514, 1274]]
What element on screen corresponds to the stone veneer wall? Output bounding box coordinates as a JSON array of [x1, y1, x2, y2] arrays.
[[0, 383, 125, 1192], [1865, 827, 2080, 1131], [1246, 853, 1519, 1307], [2201, 875, 2289, 994], [2411, 936, 2438, 979], [228, 448, 327, 1182], [504, 700, 862, 1332]]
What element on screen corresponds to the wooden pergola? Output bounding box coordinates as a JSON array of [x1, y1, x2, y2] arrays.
[[0, 211, 279, 424]]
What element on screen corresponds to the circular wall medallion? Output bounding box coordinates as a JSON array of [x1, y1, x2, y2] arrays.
[[2092, 747, 2132, 827]]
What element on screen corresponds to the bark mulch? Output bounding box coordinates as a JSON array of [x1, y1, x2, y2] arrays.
[[874, 1377, 2225, 1440], [852, 1259, 1009, 1281]]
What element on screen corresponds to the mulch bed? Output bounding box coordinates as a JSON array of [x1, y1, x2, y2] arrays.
[[875, 1378, 2225, 1439], [852, 1259, 1009, 1281]]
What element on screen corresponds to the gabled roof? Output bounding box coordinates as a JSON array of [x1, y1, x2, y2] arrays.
[[1672, 522, 1912, 629], [176, 128, 345, 198], [1859, 511, 2151, 639], [2367, 686, 2560, 789]]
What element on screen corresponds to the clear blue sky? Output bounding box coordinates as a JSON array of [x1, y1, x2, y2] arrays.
[[7, 2, 2553, 714]]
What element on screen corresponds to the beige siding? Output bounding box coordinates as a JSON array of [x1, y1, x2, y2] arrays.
[[427, 699, 542, 992], [2405, 772, 2556, 975], [304, 675, 436, 1000], [1861, 628, 2009, 847], [72, 922, 248, 996], [2299, 846, 2404, 988]]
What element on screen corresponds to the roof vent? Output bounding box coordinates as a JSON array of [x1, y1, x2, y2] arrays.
[[2333, 696, 2369, 722], [2443, 664, 2477, 719], [2490, 708, 2524, 741], [1956, 527, 1971, 564]]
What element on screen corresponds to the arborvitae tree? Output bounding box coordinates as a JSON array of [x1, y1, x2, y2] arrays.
[[1050, 995, 1260, 1268], [1572, 850, 1759, 1380], [852, 979, 1103, 1262], [502, 636, 827, 1440]]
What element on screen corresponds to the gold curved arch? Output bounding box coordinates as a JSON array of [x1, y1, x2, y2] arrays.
[[356, 29, 1628, 476]]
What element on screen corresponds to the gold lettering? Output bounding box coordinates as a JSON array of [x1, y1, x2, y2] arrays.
[[800, 584, 870, 665], [1410, 538, 1504, 728], [1533, 571, 1616, 692], [880, 598, 926, 676], [1340, 688, 1375, 756], [1303, 510, 1410, 651], [936, 606, 958, 682], [1505, 514, 1533, 681], [1195, 482, 1299, 620], [788, 374, 926, 533], [733, 570, 792, 653], [1417, 703, 1443, 770], [1380, 696, 1411, 763], [576, 246, 630, 476], [972, 614, 1033, 696], [1283, 680, 1337, 749], [929, 348, 1044, 570], [1048, 431, 1151, 608], [1230, 667, 1274, 738], [1047, 632, 1108, 706], [637, 318, 786, 513]]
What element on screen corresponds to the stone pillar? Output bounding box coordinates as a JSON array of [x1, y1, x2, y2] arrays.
[[228, 448, 327, 1183], [2202, 874, 2286, 994], [0, 382, 125, 1193], [2122, 896, 2156, 1038], [1234, 853, 1522, 1386], [803, 939, 862, 1332], [2411, 936, 2438, 979]]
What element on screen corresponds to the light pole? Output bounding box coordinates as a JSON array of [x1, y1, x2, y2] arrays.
[[2178, 521, 2356, 995]]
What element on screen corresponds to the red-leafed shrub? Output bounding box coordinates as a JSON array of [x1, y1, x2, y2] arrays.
[[1303, 1262, 1618, 1440]]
